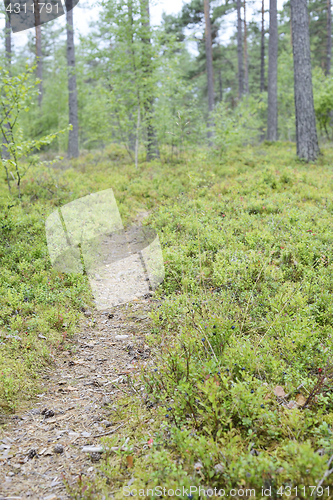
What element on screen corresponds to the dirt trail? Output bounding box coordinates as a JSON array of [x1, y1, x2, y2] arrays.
[[0, 298, 154, 499]]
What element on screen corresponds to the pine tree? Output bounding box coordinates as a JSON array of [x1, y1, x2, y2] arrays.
[[204, 0, 214, 137], [290, 0, 320, 161], [237, 0, 244, 97], [267, 0, 278, 140], [244, 0, 249, 94], [327, 0, 332, 75], [260, 0, 265, 92], [2, 3, 11, 161], [5, 6, 11, 70], [33, 0, 43, 107], [140, 0, 160, 161], [66, 0, 79, 158]]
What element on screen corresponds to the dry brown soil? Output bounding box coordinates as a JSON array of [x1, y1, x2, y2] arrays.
[[0, 298, 155, 499]]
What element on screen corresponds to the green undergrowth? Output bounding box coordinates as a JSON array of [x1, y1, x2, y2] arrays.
[[66, 144, 333, 498], [2, 143, 333, 497]]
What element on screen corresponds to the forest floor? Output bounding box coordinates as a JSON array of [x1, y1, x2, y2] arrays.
[[2, 143, 333, 499], [0, 298, 154, 499]]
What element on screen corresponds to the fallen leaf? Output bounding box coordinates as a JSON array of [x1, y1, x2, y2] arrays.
[[274, 386, 286, 398], [295, 393, 307, 406], [126, 455, 134, 468], [286, 400, 298, 409]]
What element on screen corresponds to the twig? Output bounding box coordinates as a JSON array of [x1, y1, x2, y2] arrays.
[[93, 422, 125, 438], [69, 423, 125, 445], [314, 454, 333, 499]]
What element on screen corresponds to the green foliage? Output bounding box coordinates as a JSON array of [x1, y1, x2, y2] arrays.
[[0, 197, 91, 410], [313, 68, 333, 139], [0, 65, 68, 196], [212, 96, 264, 153], [66, 143, 333, 497]]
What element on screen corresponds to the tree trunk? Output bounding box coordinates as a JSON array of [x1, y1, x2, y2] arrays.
[[267, 0, 278, 141], [237, 0, 244, 97], [290, 5, 293, 47], [204, 0, 214, 114], [244, 0, 249, 94], [5, 10, 11, 70], [260, 0, 265, 92], [66, 0, 79, 158], [327, 0, 332, 75], [140, 0, 159, 161], [2, 8, 11, 162], [34, 0, 43, 107], [219, 69, 223, 101], [290, 0, 320, 161], [204, 0, 214, 140]]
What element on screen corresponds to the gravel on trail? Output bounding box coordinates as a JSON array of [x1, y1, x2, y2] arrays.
[[0, 298, 155, 499]]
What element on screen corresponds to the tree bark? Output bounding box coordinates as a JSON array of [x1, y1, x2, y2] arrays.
[[66, 0, 79, 158], [267, 0, 278, 141], [219, 69, 223, 101], [204, 0, 214, 140], [327, 0, 332, 75], [140, 0, 159, 161], [237, 0, 244, 98], [2, 7, 11, 161], [290, 0, 320, 161], [5, 10, 11, 71], [244, 0, 249, 94], [34, 0, 43, 107], [260, 0, 265, 92], [204, 0, 214, 114]]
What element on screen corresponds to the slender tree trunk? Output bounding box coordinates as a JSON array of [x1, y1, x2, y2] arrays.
[[2, 9, 11, 162], [35, 26, 43, 106], [204, 0, 214, 114], [290, 5, 293, 47], [219, 69, 223, 101], [290, 0, 320, 161], [327, 0, 332, 75], [204, 0, 214, 140], [5, 12, 11, 70], [66, 0, 79, 158], [244, 0, 249, 94], [267, 0, 278, 141], [34, 0, 43, 107], [135, 106, 140, 169], [260, 0, 265, 92], [140, 0, 159, 161], [128, 1, 137, 153], [237, 0, 244, 98]]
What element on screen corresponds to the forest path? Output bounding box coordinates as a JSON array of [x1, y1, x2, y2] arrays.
[[0, 298, 154, 499]]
